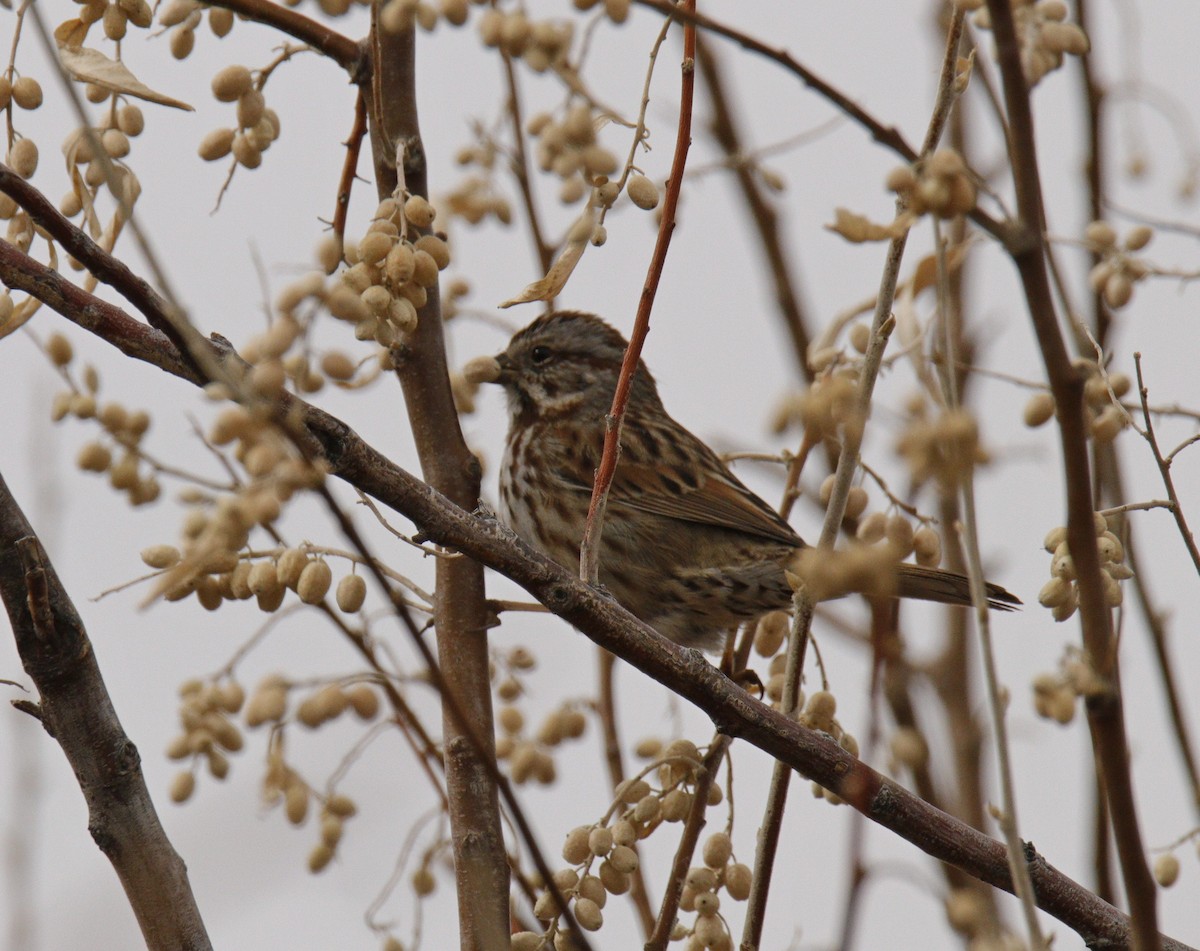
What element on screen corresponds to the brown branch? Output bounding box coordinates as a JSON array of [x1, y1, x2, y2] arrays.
[[695, 37, 814, 383], [1133, 355, 1200, 579], [983, 0, 1158, 946], [332, 88, 369, 255], [0, 240, 184, 373], [579, 0, 695, 584], [203, 0, 364, 75], [310, 445, 1194, 951], [1060, 3, 1198, 827], [1093, 756, 1116, 904], [500, 50, 554, 276], [635, 0, 908, 158], [595, 648, 656, 936], [364, 18, 511, 951], [1074, 0, 1113, 352], [0, 164, 204, 378], [1125, 534, 1200, 814], [0, 473, 211, 951], [645, 736, 730, 951], [4, 220, 1196, 951]]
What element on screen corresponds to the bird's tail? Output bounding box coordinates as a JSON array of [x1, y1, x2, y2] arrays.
[[896, 563, 1021, 611]]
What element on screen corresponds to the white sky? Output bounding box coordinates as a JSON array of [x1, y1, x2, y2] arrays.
[[2, 1, 1200, 949]]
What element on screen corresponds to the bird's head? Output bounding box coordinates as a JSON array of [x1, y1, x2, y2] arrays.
[[489, 311, 661, 422]]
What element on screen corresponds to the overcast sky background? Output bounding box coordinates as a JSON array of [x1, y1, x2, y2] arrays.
[[2, 1, 1200, 949]]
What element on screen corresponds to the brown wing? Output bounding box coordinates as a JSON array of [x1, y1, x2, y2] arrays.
[[608, 458, 800, 546], [549, 412, 801, 547]]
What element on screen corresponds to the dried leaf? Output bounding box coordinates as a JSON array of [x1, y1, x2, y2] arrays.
[[825, 207, 907, 244], [909, 252, 941, 298], [58, 46, 193, 111], [68, 166, 101, 237], [953, 50, 975, 95], [0, 296, 42, 342], [500, 211, 593, 307], [896, 242, 973, 396], [908, 242, 970, 298], [54, 18, 90, 48]]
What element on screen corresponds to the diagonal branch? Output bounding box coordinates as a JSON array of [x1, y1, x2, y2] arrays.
[[1133, 354, 1200, 579], [633, 0, 1019, 247], [203, 0, 364, 75], [694, 36, 815, 383], [0, 473, 212, 951]]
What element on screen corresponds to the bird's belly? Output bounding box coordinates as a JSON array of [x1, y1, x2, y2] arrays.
[[499, 432, 585, 568]]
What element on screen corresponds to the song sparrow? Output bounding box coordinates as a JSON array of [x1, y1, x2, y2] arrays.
[[490, 311, 1019, 651]]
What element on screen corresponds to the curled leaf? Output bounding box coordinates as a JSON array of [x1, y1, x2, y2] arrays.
[[0, 295, 42, 342], [500, 209, 594, 307], [58, 47, 193, 111], [54, 18, 89, 48], [825, 207, 909, 244]]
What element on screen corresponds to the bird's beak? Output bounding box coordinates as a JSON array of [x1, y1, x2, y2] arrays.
[[491, 352, 513, 383]]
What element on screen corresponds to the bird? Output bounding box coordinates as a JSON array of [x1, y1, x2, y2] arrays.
[[487, 311, 1019, 651]]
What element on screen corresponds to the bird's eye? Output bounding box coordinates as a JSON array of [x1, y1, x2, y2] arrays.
[[530, 345, 552, 365]]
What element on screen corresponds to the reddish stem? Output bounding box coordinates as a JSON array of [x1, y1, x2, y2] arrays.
[[578, 0, 696, 584], [331, 89, 368, 256]]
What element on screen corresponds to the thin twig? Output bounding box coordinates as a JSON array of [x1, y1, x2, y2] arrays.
[[354, 489, 462, 559], [934, 209, 1046, 948], [578, 0, 696, 584], [596, 11, 676, 235], [311, 597, 450, 812], [742, 10, 969, 942], [1164, 432, 1200, 467], [742, 196, 901, 951], [1098, 499, 1174, 518], [956, 358, 1200, 424], [595, 648, 656, 936], [499, 51, 553, 275], [1133, 355, 1200, 578], [488, 599, 549, 614], [1124, 535, 1200, 815], [685, 116, 844, 180], [331, 88, 369, 258]]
